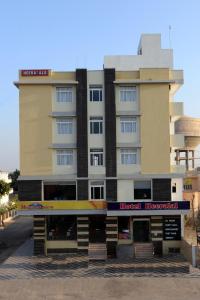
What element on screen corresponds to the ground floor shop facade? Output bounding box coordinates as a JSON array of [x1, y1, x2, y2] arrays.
[[18, 200, 190, 258]]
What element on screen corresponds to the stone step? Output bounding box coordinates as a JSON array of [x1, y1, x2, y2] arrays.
[[89, 243, 107, 248], [88, 243, 107, 261], [134, 243, 154, 258]]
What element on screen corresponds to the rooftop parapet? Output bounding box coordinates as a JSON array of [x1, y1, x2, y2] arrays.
[[104, 34, 173, 70]]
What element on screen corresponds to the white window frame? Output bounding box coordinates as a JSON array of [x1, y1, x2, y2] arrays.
[[120, 86, 136, 102], [120, 148, 137, 165], [56, 150, 73, 166], [120, 117, 137, 133], [89, 85, 103, 102], [56, 87, 73, 103], [90, 116, 103, 134], [90, 181, 104, 200], [90, 148, 103, 166], [56, 118, 73, 134]]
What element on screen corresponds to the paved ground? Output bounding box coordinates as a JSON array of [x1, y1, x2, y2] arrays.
[[0, 277, 200, 300], [0, 239, 200, 279], [0, 238, 200, 299], [0, 216, 33, 263]]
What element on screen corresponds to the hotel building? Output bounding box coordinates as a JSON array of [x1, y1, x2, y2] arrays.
[[15, 34, 190, 258]]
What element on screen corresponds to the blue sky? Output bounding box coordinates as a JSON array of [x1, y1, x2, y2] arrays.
[[0, 0, 200, 171]]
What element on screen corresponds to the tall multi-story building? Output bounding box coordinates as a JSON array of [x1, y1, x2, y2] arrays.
[[15, 34, 190, 258]]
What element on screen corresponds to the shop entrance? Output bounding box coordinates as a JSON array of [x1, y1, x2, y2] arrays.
[[133, 220, 150, 242], [89, 216, 106, 243]]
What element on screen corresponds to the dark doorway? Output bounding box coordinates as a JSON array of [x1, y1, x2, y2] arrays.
[[153, 241, 163, 256], [89, 216, 106, 243], [133, 220, 150, 242]]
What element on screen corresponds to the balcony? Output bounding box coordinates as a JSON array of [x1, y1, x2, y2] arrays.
[[169, 70, 184, 94], [170, 134, 185, 148], [170, 102, 183, 117], [170, 70, 184, 83], [171, 165, 186, 174]]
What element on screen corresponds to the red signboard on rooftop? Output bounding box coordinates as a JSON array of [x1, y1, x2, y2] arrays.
[[21, 69, 49, 76]]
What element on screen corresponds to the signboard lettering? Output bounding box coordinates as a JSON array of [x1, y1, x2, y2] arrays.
[[21, 69, 49, 76], [18, 200, 107, 211], [163, 216, 181, 240], [108, 201, 190, 211]]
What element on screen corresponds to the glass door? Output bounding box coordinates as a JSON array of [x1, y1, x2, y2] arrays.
[[133, 220, 150, 242]]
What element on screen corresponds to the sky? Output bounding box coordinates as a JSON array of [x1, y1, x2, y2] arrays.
[[0, 0, 200, 171]]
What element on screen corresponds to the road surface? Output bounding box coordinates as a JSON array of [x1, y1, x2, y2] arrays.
[[0, 216, 33, 263]]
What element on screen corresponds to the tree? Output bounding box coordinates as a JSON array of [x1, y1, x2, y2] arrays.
[[8, 169, 20, 193], [0, 180, 10, 198]]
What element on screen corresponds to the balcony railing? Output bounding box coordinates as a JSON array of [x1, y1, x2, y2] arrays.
[[170, 134, 185, 148], [171, 165, 186, 174], [170, 102, 183, 117]]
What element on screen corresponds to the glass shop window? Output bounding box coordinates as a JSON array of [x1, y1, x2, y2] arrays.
[[47, 216, 77, 241], [118, 217, 131, 239]]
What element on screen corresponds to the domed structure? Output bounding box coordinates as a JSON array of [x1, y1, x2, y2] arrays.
[[175, 116, 200, 148]]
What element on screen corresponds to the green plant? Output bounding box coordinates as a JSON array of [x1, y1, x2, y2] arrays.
[[0, 205, 7, 215], [8, 169, 20, 192], [0, 180, 10, 198], [196, 209, 200, 227], [7, 198, 17, 211]]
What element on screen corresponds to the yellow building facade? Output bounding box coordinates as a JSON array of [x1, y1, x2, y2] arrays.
[[15, 34, 190, 258]]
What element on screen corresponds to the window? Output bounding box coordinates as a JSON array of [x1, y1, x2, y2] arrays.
[[56, 118, 72, 134], [90, 116, 103, 134], [120, 117, 137, 133], [120, 86, 136, 102], [56, 87, 72, 102], [90, 181, 104, 200], [47, 216, 77, 240], [121, 149, 137, 164], [56, 150, 73, 165], [134, 180, 151, 200], [90, 148, 103, 166], [90, 85, 103, 102], [184, 184, 192, 190], [172, 183, 176, 193], [44, 183, 76, 200]]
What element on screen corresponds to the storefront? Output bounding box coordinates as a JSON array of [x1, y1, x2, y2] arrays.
[[17, 200, 107, 255], [17, 200, 190, 257], [108, 201, 190, 256]]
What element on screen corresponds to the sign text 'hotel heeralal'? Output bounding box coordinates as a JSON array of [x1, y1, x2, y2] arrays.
[[21, 69, 49, 76], [108, 201, 190, 211]]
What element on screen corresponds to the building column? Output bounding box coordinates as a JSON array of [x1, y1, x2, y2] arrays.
[[175, 150, 180, 165], [76, 69, 88, 179], [77, 216, 89, 252], [192, 150, 195, 169], [186, 150, 189, 170], [104, 68, 117, 202], [33, 215, 46, 255], [106, 216, 118, 258], [77, 180, 88, 200], [151, 216, 163, 256]]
